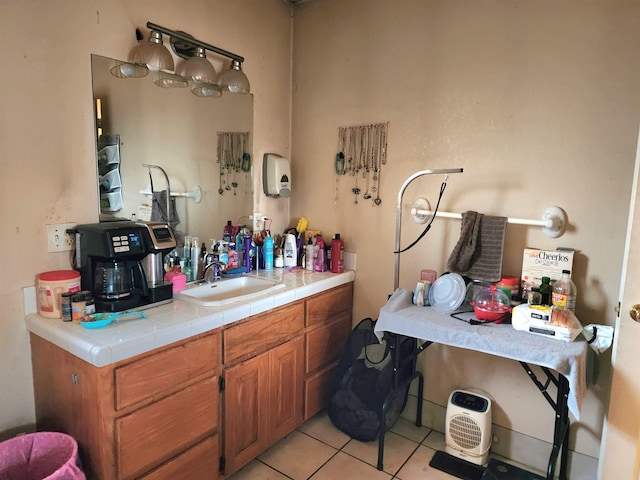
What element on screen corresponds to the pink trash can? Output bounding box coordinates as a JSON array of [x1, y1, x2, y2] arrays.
[[0, 432, 85, 480]]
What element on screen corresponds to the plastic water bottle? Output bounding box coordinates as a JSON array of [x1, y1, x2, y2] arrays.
[[552, 270, 577, 312]]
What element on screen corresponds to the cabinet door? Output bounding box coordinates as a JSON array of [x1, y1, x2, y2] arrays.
[[269, 336, 304, 443], [223, 352, 269, 475]]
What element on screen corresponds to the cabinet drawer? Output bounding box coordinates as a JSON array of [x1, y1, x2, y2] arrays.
[[139, 435, 219, 480], [116, 376, 219, 480], [115, 332, 220, 410], [224, 302, 304, 365], [305, 313, 352, 374], [304, 362, 338, 420], [305, 283, 353, 328]]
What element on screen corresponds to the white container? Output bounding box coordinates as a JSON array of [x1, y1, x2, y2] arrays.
[[283, 234, 297, 267], [37, 270, 81, 319]]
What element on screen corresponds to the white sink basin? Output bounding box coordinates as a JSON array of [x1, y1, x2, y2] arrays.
[[174, 275, 285, 306]]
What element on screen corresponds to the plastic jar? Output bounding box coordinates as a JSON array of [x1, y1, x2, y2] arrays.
[[496, 275, 520, 306], [37, 270, 81, 319], [71, 293, 87, 324]]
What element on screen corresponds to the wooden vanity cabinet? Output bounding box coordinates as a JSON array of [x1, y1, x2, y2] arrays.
[[30, 330, 222, 480], [303, 282, 354, 419], [222, 301, 305, 475], [29, 281, 354, 479]]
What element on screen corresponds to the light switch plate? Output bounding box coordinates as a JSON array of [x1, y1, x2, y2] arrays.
[[46, 223, 76, 252]]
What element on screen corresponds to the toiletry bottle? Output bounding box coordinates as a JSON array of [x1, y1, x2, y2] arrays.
[[183, 259, 193, 282], [191, 237, 201, 280], [263, 236, 274, 270], [314, 236, 326, 272], [330, 234, 345, 273], [219, 241, 229, 269], [183, 236, 191, 261], [284, 234, 297, 267], [305, 238, 315, 271], [274, 246, 284, 268], [228, 241, 238, 269], [223, 220, 233, 242], [243, 232, 253, 272]]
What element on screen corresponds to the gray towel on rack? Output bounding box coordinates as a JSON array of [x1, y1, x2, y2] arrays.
[[151, 190, 180, 228], [446, 211, 507, 282]]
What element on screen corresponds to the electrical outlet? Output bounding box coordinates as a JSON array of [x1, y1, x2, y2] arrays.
[[47, 223, 76, 252]]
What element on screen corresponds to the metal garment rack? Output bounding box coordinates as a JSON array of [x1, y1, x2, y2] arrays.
[[394, 168, 464, 290]]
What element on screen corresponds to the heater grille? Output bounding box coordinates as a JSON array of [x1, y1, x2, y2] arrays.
[[449, 414, 482, 450]]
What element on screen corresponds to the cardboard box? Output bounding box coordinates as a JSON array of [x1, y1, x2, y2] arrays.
[[521, 248, 574, 301]]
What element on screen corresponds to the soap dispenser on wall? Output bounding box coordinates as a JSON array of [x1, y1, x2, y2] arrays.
[[263, 153, 291, 198]]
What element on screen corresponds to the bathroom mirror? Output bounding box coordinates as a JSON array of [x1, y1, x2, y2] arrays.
[[91, 54, 254, 244]]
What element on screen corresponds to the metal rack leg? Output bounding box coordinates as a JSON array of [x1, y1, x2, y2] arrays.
[[376, 371, 424, 471]]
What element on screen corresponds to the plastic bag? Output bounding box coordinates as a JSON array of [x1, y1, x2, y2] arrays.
[[583, 324, 614, 354]]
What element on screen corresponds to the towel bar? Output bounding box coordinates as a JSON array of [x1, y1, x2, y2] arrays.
[[139, 185, 202, 204], [409, 198, 567, 239]]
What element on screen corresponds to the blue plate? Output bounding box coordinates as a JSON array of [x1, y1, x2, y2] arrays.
[[428, 273, 468, 314]]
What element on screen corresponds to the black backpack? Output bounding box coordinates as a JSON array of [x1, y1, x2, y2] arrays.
[[327, 318, 416, 441]]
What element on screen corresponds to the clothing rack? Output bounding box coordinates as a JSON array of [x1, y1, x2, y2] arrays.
[[410, 198, 567, 238]]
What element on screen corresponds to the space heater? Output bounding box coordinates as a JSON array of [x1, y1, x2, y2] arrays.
[[445, 389, 492, 466]]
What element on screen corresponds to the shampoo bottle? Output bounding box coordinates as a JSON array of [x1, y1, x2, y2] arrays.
[[284, 234, 297, 268], [330, 234, 344, 273]]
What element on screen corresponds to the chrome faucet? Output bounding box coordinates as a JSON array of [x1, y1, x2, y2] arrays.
[[202, 254, 225, 283]]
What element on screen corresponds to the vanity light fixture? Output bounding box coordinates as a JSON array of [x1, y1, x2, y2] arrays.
[[131, 29, 175, 72], [176, 47, 222, 98], [148, 21, 250, 95], [219, 59, 251, 95]]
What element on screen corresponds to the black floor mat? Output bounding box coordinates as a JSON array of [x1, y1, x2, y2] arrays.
[[481, 458, 546, 479], [429, 450, 486, 480]]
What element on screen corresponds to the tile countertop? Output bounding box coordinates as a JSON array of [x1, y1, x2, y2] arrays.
[[25, 269, 355, 368]]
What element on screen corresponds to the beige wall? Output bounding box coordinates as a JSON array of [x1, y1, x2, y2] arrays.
[[2, 0, 638, 465], [0, 0, 292, 437], [289, 0, 640, 459]]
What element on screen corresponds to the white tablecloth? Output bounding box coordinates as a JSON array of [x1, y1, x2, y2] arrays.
[[374, 289, 588, 419]]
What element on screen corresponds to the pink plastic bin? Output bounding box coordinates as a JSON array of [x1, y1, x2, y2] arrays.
[[0, 432, 85, 480]]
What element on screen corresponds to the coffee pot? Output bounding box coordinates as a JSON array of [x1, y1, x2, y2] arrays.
[[93, 259, 147, 300]]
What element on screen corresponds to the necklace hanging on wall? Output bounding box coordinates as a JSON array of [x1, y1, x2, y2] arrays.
[[335, 122, 388, 206], [217, 131, 250, 196]]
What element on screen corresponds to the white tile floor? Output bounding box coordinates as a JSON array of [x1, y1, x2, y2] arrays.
[[227, 411, 542, 480]]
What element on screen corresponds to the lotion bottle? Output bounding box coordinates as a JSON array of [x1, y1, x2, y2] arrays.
[[284, 234, 297, 268]]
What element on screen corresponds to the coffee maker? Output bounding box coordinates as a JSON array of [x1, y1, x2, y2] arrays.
[[75, 221, 176, 312]]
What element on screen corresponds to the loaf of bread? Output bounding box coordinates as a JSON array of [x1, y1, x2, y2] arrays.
[[549, 307, 579, 329]]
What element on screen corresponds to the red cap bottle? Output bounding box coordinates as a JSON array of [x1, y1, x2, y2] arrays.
[[330, 234, 344, 273]]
